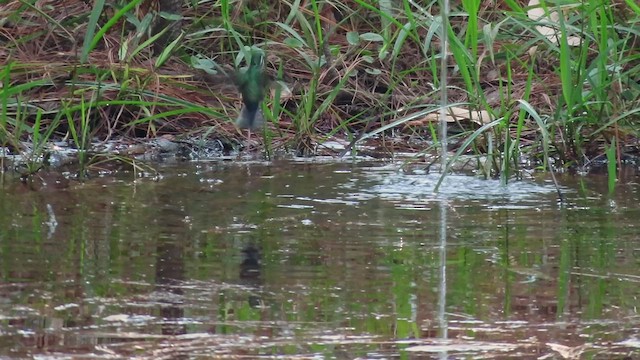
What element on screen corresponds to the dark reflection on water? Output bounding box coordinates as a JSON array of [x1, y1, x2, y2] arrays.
[[155, 205, 187, 338], [0, 161, 639, 359]]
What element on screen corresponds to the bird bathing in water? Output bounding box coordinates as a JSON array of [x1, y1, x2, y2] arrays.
[[235, 47, 268, 130]]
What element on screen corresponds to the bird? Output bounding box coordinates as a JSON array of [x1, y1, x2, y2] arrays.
[[235, 48, 268, 129]]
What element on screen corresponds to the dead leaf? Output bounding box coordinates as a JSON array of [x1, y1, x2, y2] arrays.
[[528, 0, 582, 46], [414, 106, 494, 126]]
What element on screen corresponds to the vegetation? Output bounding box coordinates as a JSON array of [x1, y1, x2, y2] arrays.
[[0, 0, 639, 178]]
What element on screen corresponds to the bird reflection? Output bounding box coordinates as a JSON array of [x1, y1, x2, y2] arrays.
[[155, 208, 188, 337], [239, 245, 262, 308]]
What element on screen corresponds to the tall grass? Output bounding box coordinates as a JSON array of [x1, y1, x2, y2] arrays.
[[0, 0, 638, 181]]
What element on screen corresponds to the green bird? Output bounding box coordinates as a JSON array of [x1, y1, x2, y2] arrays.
[[235, 49, 268, 129]]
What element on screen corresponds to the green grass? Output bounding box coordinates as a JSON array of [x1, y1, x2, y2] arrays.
[[0, 0, 638, 184]]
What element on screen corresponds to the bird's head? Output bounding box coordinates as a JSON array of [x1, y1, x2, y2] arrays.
[[247, 48, 265, 69]]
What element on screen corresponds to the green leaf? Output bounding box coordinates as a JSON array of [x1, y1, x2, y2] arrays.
[[623, 0, 640, 14], [158, 11, 183, 21], [347, 31, 360, 45], [284, 37, 304, 48], [191, 56, 218, 73], [155, 32, 184, 68], [81, 0, 105, 63], [360, 32, 384, 42], [362, 55, 375, 63], [392, 22, 412, 58], [273, 22, 308, 48]]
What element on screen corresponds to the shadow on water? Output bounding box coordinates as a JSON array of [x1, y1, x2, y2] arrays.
[[0, 161, 639, 359]]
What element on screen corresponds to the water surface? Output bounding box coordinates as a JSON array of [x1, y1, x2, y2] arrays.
[[0, 161, 638, 359]]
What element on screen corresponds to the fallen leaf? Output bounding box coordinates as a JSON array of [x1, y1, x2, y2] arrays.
[[528, 0, 582, 46], [410, 106, 493, 126]]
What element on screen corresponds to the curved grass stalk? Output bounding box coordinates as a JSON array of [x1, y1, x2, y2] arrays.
[[516, 100, 564, 201]]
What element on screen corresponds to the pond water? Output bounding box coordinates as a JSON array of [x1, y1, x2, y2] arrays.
[[0, 160, 638, 359]]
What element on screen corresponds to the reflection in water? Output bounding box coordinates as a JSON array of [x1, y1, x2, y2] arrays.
[[45, 203, 58, 239], [155, 207, 187, 337], [438, 201, 448, 358], [0, 162, 639, 359], [239, 245, 262, 308]]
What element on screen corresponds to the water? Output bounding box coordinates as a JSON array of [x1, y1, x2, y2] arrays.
[[0, 161, 638, 359]]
